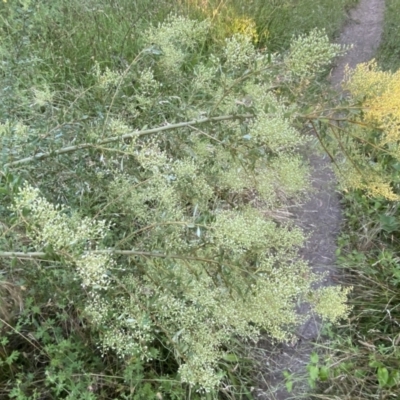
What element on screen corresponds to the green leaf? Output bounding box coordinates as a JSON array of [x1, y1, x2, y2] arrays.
[[369, 359, 382, 368], [310, 352, 319, 364], [143, 46, 163, 55], [308, 365, 319, 381], [377, 367, 389, 387], [283, 371, 293, 393], [318, 366, 329, 381], [379, 214, 399, 233], [6, 350, 20, 365], [308, 377, 316, 389], [389, 370, 400, 386], [222, 353, 239, 362]]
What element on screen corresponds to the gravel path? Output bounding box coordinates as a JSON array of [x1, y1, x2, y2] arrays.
[[255, 1, 386, 398]]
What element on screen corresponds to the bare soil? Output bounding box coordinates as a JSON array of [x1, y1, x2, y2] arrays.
[[330, 0, 385, 88], [255, 0, 385, 398]]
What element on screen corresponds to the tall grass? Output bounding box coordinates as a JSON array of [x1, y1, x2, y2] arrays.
[[310, 192, 400, 399], [377, 0, 400, 71], [179, 0, 359, 50]]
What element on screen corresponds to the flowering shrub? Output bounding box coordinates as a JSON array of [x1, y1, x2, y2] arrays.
[[321, 61, 400, 201], [1, 10, 350, 396]]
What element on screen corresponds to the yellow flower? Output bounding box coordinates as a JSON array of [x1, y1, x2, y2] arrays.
[[346, 60, 400, 143]]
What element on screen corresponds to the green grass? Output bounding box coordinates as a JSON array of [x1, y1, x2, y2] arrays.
[[310, 191, 400, 399], [253, 0, 358, 50], [377, 0, 400, 71], [179, 0, 358, 50]]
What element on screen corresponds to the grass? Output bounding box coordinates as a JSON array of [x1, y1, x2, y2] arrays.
[[179, 0, 358, 50], [376, 0, 400, 71], [309, 192, 400, 399]]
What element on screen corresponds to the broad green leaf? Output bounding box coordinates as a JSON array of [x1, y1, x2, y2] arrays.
[[377, 367, 389, 387]]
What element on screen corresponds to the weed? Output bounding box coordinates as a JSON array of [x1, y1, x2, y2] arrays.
[[0, 0, 357, 398], [308, 191, 400, 399], [377, 0, 400, 71]]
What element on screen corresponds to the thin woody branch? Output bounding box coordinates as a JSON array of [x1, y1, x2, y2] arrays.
[[0, 250, 221, 265], [4, 114, 254, 168]]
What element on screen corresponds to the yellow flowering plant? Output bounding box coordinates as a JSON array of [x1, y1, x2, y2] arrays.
[[316, 60, 400, 201]]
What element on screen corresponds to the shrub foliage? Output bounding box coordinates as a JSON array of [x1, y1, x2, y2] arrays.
[[0, 2, 351, 397]]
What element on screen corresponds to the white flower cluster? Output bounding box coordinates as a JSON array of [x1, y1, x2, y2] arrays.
[[85, 276, 156, 360], [12, 184, 108, 253], [106, 118, 132, 137], [0, 120, 30, 142], [154, 279, 239, 391], [224, 33, 256, 73], [133, 67, 161, 110], [249, 111, 302, 153], [257, 155, 310, 201], [32, 85, 54, 107], [135, 143, 170, 172], [242, 263, 313, 340], [138, 67, 160, 95], [311, 286, 353, 323], [92, 61, 122, 90], [75, 253, 112, 289], [212, 209, 270, 253], [286, 28, 345, 79], [173, 158, 213, 205], [12, 185, 116, 290], [192, 63, 216, 93], [212, 208, 303, 256], [110, 173, 182, 227], [143, 14, 210, 75], [211, 147, 252, 192]]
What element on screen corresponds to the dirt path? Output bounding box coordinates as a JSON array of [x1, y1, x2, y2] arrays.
[[331, 0, 385, 88], [255, 0, 385, 398]]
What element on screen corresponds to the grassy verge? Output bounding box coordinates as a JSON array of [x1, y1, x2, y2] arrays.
[[180, 0, 358, 50], [309, 191, 400, 399], [376, 0, 400, 71]]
